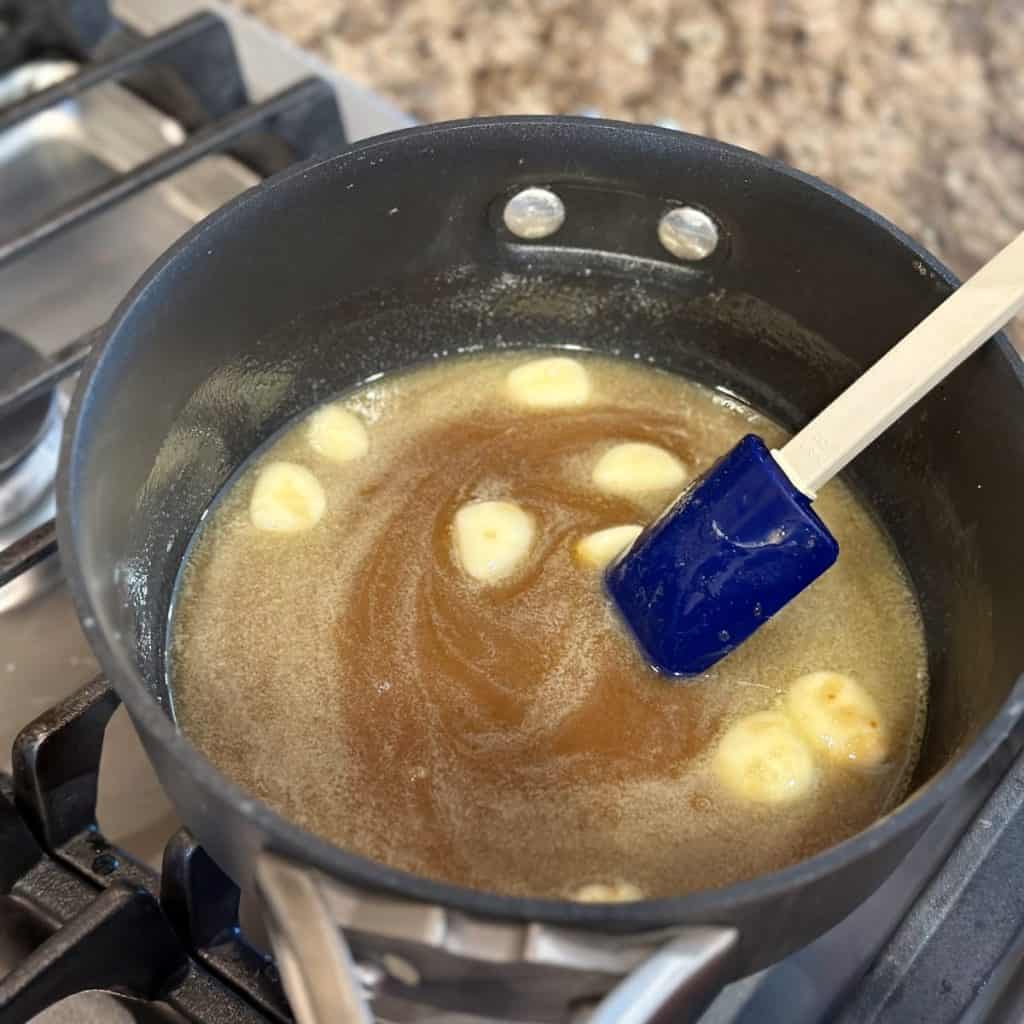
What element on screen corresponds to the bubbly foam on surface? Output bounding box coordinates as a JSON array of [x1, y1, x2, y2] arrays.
[[170, 352, 928, 898]]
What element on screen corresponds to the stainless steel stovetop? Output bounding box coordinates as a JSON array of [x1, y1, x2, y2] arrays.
[[3, 4, 1024, 1023]]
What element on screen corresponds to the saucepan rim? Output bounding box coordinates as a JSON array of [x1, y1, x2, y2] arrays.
[[57, 115, 1024, 928]]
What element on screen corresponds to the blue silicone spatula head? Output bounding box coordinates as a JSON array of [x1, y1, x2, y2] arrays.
[[605, 435, 838, 676], [605, 228, 1024, 677]]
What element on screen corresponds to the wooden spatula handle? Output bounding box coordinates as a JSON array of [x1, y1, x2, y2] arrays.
[[774, 229, 1024, 498]]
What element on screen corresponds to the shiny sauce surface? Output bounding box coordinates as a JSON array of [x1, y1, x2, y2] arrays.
[[170, 352, 928, 898]]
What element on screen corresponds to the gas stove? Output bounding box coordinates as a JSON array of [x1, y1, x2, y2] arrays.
[[1, 3, 1024, 1022]]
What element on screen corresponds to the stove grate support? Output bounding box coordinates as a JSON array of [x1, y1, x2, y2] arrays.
[[0, 1, 116, 74], [0, 678, 292, 1022]]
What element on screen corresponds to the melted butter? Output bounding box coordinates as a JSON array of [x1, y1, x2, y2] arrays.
[[170, 351, 928, 898]]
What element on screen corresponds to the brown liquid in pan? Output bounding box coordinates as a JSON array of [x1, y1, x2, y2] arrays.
[[170, 352, 928, 898]]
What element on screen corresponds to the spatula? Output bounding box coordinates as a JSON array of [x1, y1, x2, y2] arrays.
[[607, 229, 1024, 677]]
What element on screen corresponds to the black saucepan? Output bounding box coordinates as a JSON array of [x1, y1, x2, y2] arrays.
[[57, 117, 1024, 1021]]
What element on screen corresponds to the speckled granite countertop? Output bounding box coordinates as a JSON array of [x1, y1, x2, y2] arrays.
[[236, 0, 1022, 283]]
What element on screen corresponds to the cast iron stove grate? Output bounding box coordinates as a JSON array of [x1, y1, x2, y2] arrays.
[[0, 678, 293, 1023]]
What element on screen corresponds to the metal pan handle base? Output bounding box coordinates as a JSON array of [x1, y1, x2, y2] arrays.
[[255, 848, 738, 1024], [255, 851, 373, 1024]]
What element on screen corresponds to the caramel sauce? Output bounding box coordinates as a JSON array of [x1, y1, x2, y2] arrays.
[[170, 352, 928, 898]]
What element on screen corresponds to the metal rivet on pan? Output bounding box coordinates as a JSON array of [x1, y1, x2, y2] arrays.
[[657, 206, 719, 261], [502, 187, 566, 240]]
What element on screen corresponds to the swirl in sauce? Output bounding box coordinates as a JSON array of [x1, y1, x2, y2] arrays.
[[170, 352, 928, 898]]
